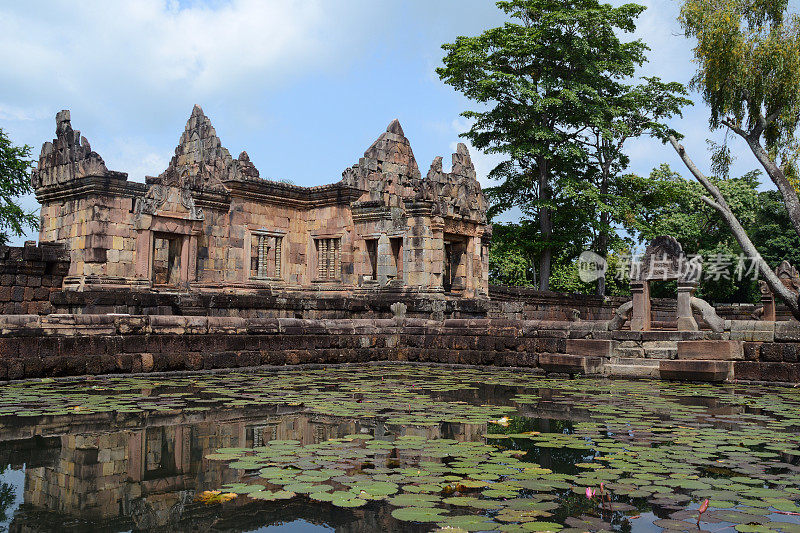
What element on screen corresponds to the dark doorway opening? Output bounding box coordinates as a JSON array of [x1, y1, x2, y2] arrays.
[[390, 237, 403, 280], [648, 279, 678, 330], [153, 233, 182, 286], [365, 239, 378, 281]]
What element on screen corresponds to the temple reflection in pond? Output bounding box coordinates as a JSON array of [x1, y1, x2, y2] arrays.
[[2, 406, 488, 531]]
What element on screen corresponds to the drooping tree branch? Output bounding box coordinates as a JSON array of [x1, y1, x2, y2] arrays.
[[669, 135, 800, 319], [719, 118, 800, 240]]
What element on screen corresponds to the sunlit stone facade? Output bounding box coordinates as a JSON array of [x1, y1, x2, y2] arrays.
[[32, 107, 491, 297]]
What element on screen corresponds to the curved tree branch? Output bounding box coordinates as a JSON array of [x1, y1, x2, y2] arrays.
[[718, 120, 800, 240], [669, 135, 800, 320]]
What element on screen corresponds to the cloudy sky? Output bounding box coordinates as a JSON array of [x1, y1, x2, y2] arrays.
[[0, 0, 758, 245]]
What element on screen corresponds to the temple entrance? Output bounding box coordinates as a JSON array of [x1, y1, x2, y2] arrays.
[[390, 237, 403, 281], [443, 237, 466, 293], [444, 243, 453, 292], [152, 233, 182, 287], [365, 239, 378, 281], [648, 280, 678, 330], [630, 236, 700, 331]]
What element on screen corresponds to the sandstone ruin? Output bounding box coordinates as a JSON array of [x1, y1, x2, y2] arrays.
[[32, 107, 491, 297]]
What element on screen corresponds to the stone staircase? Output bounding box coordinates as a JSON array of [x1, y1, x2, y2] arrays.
[[605, 340, 677, 378], [563, 334, 741, 382]]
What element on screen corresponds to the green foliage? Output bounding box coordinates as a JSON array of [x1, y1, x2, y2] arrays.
[[750, 189, 800, 267], [488, 222, 539, 286], [438, 0, 661, 289], [680, 0, 800, 160], [549, 259, 594, 294], [440, 0, 690, 291], [489, 219, 631, 296], [548, 253, 630, 296], [0, 128, 37, 244], [575, 76, 691, 258], [632, 164, 764, 302]]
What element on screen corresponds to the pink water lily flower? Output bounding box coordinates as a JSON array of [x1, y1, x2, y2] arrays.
[[586, 487, 596, 499]]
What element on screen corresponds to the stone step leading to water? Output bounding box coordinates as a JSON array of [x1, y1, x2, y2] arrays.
[[538, 353, 604, 375], [604, 358, 661, 379], [659, 359, 734, 382], [676, 340, 744, 360]]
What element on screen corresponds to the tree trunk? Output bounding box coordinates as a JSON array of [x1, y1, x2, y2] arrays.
[[537, 159, 552, 291], [742, 135, 800, 240], [596, 229, 608, 296], [669, 136, 800, 320], [595, 167, 610, 297]]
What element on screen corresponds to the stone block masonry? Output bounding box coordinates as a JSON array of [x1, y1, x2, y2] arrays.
[[0, 242, 69, 315], [31, 108, 490, 298], [1, 314, 799, 384]]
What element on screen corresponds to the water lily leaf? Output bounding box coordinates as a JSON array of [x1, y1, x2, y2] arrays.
[[437, 515, 499, 531], [391, 506, 449, 522]]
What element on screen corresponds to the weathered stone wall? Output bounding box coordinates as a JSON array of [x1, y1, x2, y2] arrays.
[[488, 285, 791, 323], [0, 242, 69, 315], [33, 108, 490, 297], [1, 314, 799, 383], [48, 289, 489, 319]]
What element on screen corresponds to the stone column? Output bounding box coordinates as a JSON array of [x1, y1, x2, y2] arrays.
[[376, 233, 391, 285], [465, 236, 477, 297], [630, 280, 650, 331], [134, 228, 153, 282], [677, 281, 699, 331], [760, 281, 776, 321], [187, 234, 198, 283]]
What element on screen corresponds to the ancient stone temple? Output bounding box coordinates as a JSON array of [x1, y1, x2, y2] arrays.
[[32, 107, 490, 297]]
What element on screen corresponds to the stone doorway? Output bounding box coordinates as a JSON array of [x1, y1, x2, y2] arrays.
[[390, 237, 403, 281], [152, 233, 183, 287], [630, 236, 700, 331], [365, 239, 378, 281], [443, 237, 466, 293]]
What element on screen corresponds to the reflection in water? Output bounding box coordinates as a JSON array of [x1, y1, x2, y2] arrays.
[[0, 367, 797, 532], [0, 405, 491, 531]]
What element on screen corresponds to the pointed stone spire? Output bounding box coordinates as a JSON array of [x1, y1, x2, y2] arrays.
[[158, 105, 236, 190], [451, 142, 476, 180], [387, 118, 404, 136], [236, 151, 260, 179], [31, 110, 113, 189], [426, 156, 443, 180], [361, 119, 420, 178]]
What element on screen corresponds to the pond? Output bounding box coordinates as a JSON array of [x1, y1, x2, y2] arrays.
[[0, 364, 799, 532]]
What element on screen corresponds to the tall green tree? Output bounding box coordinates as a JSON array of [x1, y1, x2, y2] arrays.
[[439, 0, 688, 291], [0, 128, 37, 244], [577, 78, 691, 295], [670, 0, 800, 318]]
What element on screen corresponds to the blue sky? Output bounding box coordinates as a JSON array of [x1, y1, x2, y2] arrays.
[[0, 0, 762, 245]]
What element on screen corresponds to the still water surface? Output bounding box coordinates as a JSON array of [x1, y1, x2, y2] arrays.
[[0, 364, 798, 532]]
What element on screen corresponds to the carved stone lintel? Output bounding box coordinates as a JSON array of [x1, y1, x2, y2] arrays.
[[134, 180, 204, 222]]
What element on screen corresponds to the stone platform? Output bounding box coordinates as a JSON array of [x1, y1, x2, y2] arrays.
[[0, 314, 798, 384]]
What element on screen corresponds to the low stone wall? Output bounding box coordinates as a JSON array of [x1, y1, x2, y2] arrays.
[[49, 289, 490, 319], [488, 285, 793, 324], [1, 314, 798, 383], [0, 242, 69, 315], [488, 286, 627, 321]]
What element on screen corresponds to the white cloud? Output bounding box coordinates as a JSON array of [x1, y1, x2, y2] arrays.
[[0, 0, 391, 189], [104, 137, 172, 183], [0, 104, 50, 122], [0, 0, 377, 127]]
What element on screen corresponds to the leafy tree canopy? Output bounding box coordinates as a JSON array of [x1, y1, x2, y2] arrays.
[[0, 128, 37, 245], [440, 0, 689, 292]]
